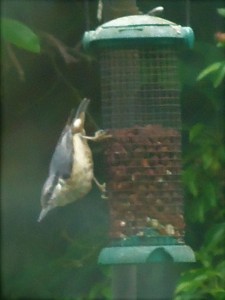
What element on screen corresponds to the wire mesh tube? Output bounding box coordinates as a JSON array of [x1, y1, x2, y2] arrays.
[[100, 47, 184, 243], [101, 47, 181, 129]]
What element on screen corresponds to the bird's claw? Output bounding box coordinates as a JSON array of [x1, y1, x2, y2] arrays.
[[98, 182, 106, 193], [101, 193, 108, 200], [81, 130, 112, 142], [94, 130, 112, 141], [99, 182, 109, 199], [93, 177, 108, 199]]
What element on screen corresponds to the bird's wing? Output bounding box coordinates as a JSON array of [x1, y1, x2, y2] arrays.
[[49, 128, 74, 179], [40, 173, 57, 204], [47, 99, 90, 180], [40, 129, 73, 207]]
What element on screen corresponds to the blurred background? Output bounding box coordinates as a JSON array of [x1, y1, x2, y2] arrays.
[[1, 1, 224, 299]]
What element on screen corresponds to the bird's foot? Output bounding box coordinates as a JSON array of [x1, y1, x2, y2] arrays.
[[81, 130, 112, 142], [94, 130, 112, 141], [93, 177, 108, 199]]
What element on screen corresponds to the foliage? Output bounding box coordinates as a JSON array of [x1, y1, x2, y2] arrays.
[[1, 1, 225, 300], [183, 124, 224, 223], [175, 8, 225, 300], [197, 60, 225, 88], [217, 8, 225, 17], [175, 223, 225, 300], [197, 8, 225, 87], [1, 18, 40, 53], [3, 229, 111, 299]]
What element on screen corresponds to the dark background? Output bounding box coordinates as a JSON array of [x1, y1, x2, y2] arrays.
[[1, 1, 224, 299]]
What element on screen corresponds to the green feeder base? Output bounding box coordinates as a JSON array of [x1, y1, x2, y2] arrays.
[[98, 244, 195, 265], [98, 237, 195, 299], [98, 234, 195, 264]]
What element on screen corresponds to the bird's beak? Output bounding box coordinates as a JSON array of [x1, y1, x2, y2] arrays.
[[75, 98, 90, 121], [73, 98, 90, 131], [75, 98, 90, 118], [37, 206, 52, 222]]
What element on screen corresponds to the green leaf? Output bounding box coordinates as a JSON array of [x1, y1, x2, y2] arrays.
[[1, 18, 40, 53], [189, 179, 198, 197], [183, 168, 198, 197], [189, 123, 204, 142], [202, 152, 214, 170], [213, 62, 225, 87], [216, 261, 225, 279], [176, 269, 209, 294], [217, 42, 225, 48], [205, 222, 225, 251], [196, 200, 205, 222], [204, 182, 217, 207], [197, 61, 222, 81], [217, 8, 225, 17]]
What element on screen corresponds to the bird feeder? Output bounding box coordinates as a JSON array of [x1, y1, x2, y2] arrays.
[[83, 14, 195, 299]]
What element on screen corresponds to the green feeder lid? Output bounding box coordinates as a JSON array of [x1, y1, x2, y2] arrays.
[[83, 15, 194, 50], [98, 245, 196, 265]]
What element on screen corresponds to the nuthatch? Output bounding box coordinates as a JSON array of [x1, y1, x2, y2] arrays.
[[38, 98, 110, 222]]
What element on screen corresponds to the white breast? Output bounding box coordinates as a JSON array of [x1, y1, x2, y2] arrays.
[[70, 133, 94, 197], [52, 133, 94, 206]]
